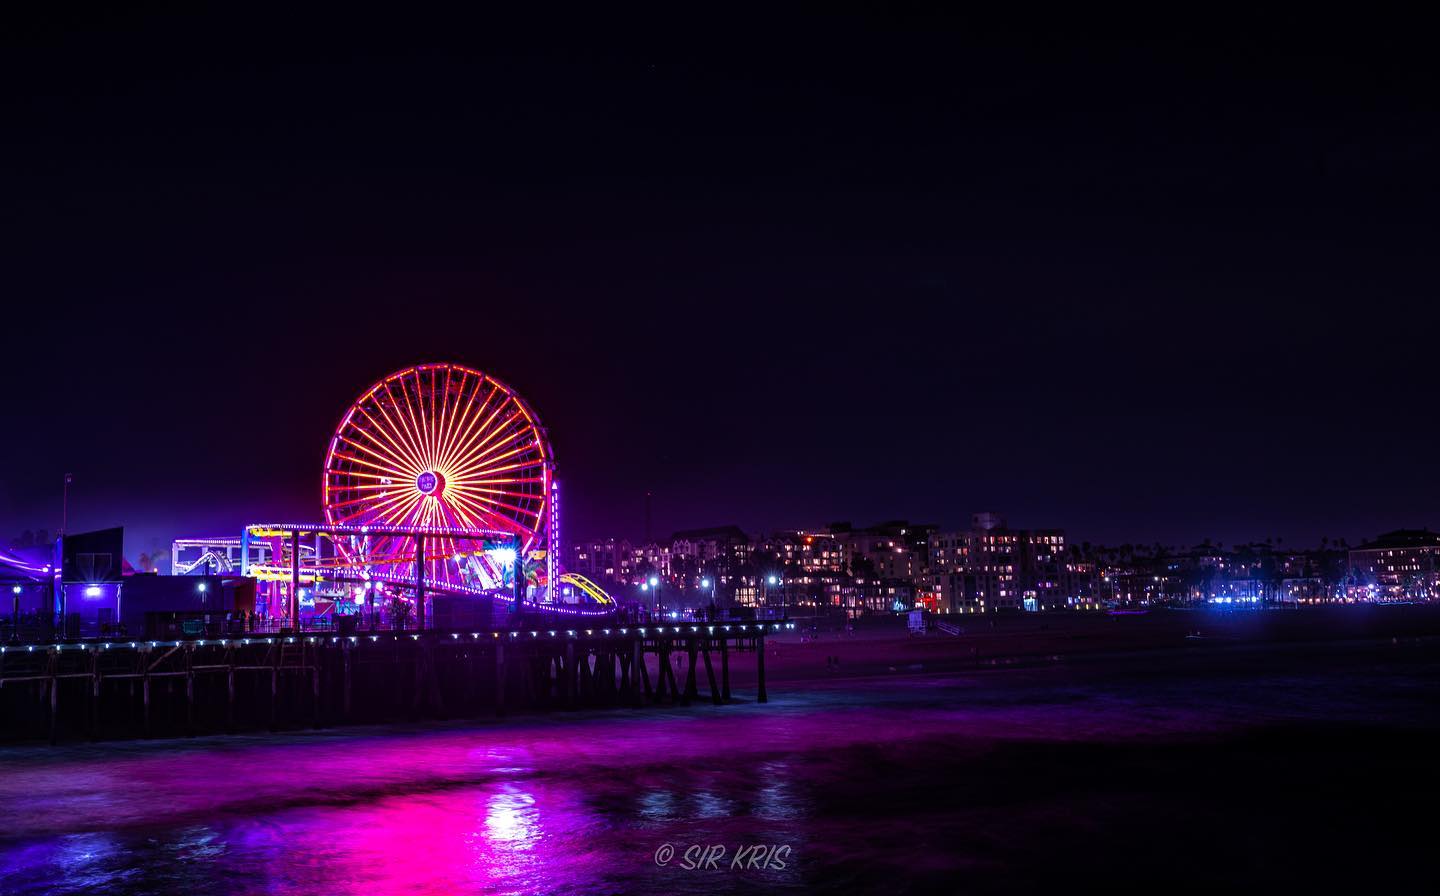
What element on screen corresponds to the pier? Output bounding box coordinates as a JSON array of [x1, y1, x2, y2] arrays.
[[0, 620, 790, 743]]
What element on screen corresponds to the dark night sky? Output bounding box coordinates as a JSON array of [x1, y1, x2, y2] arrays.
[[2, 7, 1436, 561]]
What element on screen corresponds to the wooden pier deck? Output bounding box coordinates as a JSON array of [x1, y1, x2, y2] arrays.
[[0, 621, 790, 742]]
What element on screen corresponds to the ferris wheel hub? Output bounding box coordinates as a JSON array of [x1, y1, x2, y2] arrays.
[[416, 470, 445, 496]]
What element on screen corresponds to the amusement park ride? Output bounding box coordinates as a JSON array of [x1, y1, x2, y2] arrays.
[[201, 364, 617, 628], [4, 362, 789, 743]]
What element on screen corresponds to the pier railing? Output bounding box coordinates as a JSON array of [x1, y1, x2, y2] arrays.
[[7, 603, 792, 643], [0, 617, 794, 743]]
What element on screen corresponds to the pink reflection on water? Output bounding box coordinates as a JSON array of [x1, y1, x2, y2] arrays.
[[0, 675, 1231, 843], [4, 653, 1425, 896], [225, 781, 610, 895]]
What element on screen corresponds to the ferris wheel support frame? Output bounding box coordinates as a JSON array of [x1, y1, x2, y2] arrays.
[[242, 522, 523, 630]]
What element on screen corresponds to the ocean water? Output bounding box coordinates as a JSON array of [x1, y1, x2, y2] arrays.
[[1, 639, 1436, 894]]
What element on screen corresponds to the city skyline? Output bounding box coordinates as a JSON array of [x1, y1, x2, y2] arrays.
[[8, 489, 1433, 577]]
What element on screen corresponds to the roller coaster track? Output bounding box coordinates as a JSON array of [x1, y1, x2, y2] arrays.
[[557, 572, 615, 605]]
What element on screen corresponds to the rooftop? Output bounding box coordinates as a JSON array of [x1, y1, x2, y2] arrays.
[[1353, 529, 1440, 551]]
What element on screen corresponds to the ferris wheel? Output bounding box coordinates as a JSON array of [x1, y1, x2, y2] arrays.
[[322, 363, 553, 594]]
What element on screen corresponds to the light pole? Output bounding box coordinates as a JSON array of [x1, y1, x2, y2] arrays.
[[765, 573, 778, 612], [649, 575, 661, 616], [698, 576, 713, 620], [61, 473, 73, 536]]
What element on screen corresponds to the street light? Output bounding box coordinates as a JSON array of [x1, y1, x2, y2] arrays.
[[764, 574, 784, 614], [700, 576, 718, 615]]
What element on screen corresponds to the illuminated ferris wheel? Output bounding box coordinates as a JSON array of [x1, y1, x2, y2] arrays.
[[322, 363, 553, 594]]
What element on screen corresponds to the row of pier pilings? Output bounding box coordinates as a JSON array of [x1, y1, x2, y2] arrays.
[[0, 621, 787, 743]]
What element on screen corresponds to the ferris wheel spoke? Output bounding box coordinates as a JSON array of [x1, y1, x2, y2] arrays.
[[401, 490, 433, 526], [369, 387, 430, 478], [353, 403, 427, 476], [456, 460, 541, 484], [444, 397, 517, 473], [334, 433, 418, 480], [432, 369, 453, 472], [443, 487, 491, 521], [449, 422, 533, 475], [382, 379, 433, 474], [437, 374, 495, 449], [330, 469, 407, 483], [446, 498, 508, 541], [448, 442, 534, 480], [442, 498, 484, 534], [420, 497, 445, 531], [363, 488, 425, 525], [434, 379, 482, 473], [447, 438, 531, 487], [433, 369, 460, 479], [412, 368, 442, 473], [473, 404, 543, 465], [443, 499, 484, 532], [328, 449, 414, 482], [347, 414, 424, 478], [436, 536, 456, 569], [454, 374, 496, 454], [413, 367, 438, 472], [433, 503, 461, 537], [436, 375, 494, 475], [369, 537, 400, 563], [392, 378, 431, 473], [469, 400, 527, 453], [466, 478, 544, 492], [420, 369, 437, 470]]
